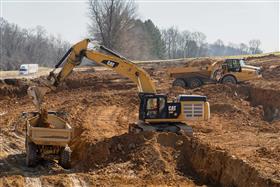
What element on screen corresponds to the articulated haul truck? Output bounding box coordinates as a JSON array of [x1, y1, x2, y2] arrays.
[[168, 59, 262, 89]]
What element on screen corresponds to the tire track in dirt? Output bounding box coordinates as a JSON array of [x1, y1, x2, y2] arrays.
[[1, 129, 24, 156], [82, 105, 132, 140]]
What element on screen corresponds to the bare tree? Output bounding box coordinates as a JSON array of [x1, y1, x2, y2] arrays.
[[0, 18, 70, 70], [249, 39, 262, 54], [162, 27, 179, 58], [239, 43, 249, 54], [191, 31, 207, 57], [88, 0, 137, 49], [161, 26, 260, 58]]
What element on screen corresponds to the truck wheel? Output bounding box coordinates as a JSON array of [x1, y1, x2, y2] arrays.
[[172, 79, 186, 88], [26, 141, 38, 167], [187, 78, 202, 89], [59, 146, 71, 169], [222, 75, 237, 84]]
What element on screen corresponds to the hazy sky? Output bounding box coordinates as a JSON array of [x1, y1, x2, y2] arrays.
[[1, 0, 279, 52]]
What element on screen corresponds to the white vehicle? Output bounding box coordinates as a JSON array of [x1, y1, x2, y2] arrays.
[[19, 64, 39, 75]]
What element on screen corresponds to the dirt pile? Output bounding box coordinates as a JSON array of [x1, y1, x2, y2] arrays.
[[246, 54, 280, 80], [71, 132, 178, 175], [245, 53, 278, 62], [184, 58, 223, 67], [0, 84, 28, 98], [62, 71, 136, 92]]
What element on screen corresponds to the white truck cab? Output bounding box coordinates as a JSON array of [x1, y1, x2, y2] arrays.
[[19, 64, 38, 75]]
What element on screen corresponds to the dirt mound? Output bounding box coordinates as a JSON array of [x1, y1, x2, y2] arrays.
[[245, 54, 280, 81], [64, 71, 136, 91], [72, 132, 181, 176], [262, 65, 280, 80], [245, 53, 278, 61], [0, 84, 28, 99], [211, 103, 241, 113], [184, 58, 223, 67], [185, 58, 217, 67]]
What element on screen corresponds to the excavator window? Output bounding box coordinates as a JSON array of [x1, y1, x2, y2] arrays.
[[145, 96, 167, 119], [146, 98, 158, 118]]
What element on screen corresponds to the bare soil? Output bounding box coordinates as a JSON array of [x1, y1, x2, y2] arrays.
[[0, 54, 280, 186]]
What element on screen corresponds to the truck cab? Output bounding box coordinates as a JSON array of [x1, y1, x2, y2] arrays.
[[19, 64, 39, 75], [221, 59, 262, 82], [19, 64, 28, 75]]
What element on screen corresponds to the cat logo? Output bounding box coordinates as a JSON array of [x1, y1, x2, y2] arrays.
[[168, 105, 177, 113], [102, 60, 119, 68]]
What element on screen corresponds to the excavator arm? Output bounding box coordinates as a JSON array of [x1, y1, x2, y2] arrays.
[[47, 39, 156, 94]]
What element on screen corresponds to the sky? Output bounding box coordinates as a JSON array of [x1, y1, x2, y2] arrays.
[[1, 0, 279, 52]]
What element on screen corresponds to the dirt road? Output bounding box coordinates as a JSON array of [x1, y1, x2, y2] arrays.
[[0, 54, 280, 186]]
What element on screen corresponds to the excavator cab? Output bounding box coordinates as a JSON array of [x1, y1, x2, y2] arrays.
[[139, 94, 167, 120], [136, 93, 208, 134], [139, 94, 181, 121]]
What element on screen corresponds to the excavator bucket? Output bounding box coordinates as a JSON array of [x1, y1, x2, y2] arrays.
[[27, 86, 49, 110]]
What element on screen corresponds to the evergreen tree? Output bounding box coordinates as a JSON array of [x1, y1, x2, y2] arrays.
[[143, 19, 165, 59]]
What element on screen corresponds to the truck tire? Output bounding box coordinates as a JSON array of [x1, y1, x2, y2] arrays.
[[172, 79, 186, 88], [187, 78, 202, 89], [222, 75, 237, 84], [26, 141, 38, 167], [59, 146, 71, 169]]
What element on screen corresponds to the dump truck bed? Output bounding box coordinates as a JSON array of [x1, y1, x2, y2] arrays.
[[168, 66, 213, 80], [27, 114, 72, 146]]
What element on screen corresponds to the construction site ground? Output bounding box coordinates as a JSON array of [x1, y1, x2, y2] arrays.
[[0, 54, 280, 187]]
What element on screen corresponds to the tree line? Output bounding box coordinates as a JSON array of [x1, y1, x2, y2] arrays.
[[162, 27, 262, 59], [0, 18, 69, 71], [0, 0, 263, 71], [88, 0, 262, 60]]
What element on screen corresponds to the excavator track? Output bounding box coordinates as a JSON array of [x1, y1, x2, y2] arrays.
[[128, 121, 193, 136]]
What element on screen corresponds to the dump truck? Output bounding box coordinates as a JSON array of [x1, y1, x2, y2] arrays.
[[24, 111, 73, 169], [168, 58, 262, 89]]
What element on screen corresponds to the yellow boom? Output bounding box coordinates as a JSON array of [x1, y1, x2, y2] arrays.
[[50, 39, 156, 94]]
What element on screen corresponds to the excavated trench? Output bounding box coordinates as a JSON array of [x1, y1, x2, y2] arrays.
[[231, 84, 280, 122], [248, 87, 280, 122], [71, 132, 279, 187]]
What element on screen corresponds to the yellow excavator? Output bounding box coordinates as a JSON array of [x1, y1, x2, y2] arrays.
[[31, 39, 210, 135]]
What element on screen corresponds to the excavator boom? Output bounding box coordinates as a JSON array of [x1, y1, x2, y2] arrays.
[[50, 39, 156, 94]]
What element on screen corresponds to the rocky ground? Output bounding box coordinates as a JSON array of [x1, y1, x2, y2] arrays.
[[0, 54, 280, 187]]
